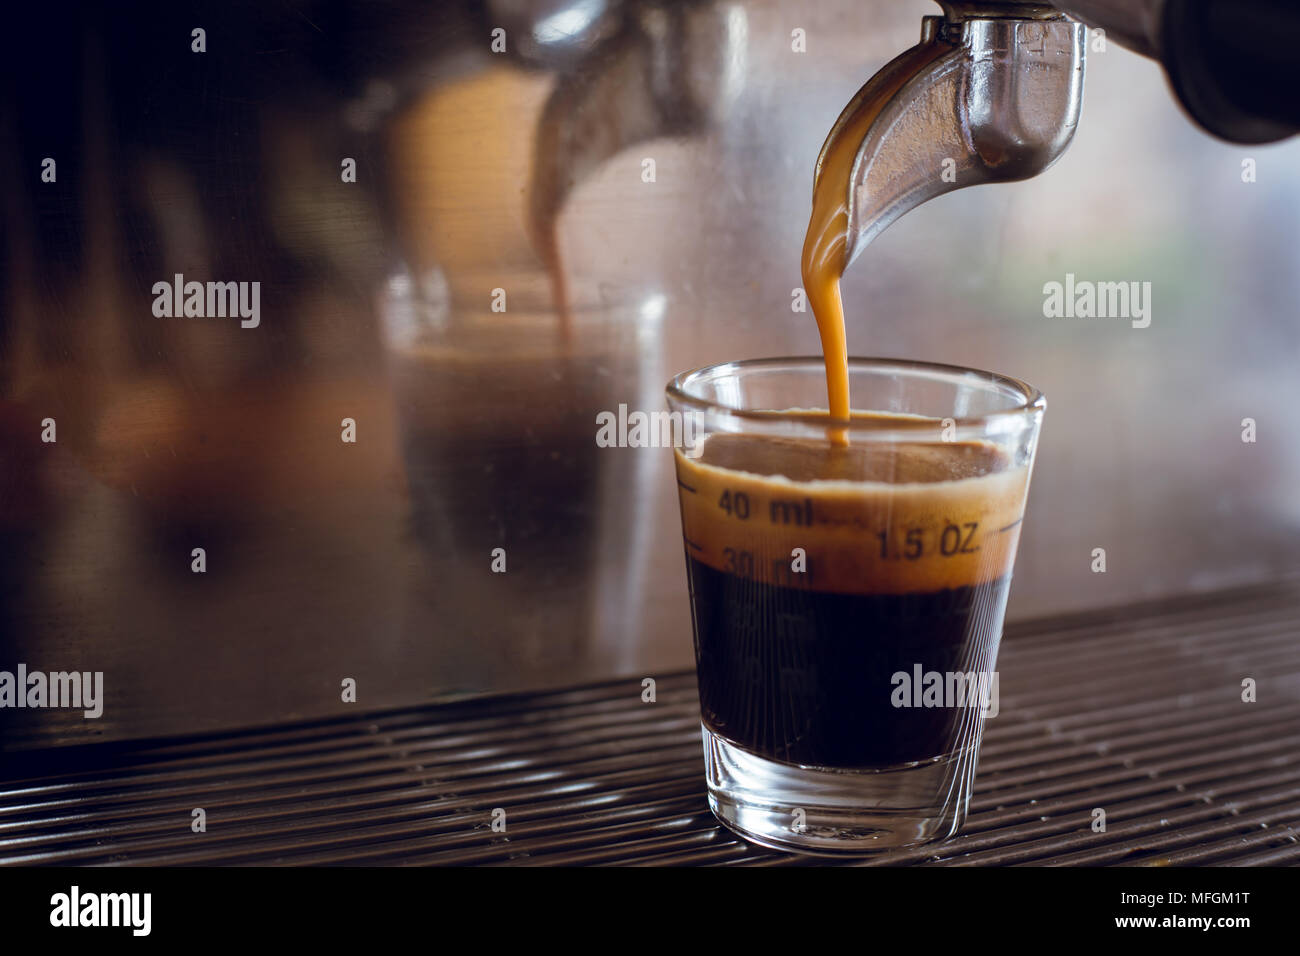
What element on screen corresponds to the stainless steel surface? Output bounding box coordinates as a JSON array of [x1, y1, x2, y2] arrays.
[[821, 11, 1086, 270], [525, 0, 747, 307], [2, 580, 1298, 864], [3, 1, 1300, 745], [487, 0, 627, 67]]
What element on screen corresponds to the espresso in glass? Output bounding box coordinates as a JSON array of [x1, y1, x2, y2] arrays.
[[667, 359, 1043, 854]]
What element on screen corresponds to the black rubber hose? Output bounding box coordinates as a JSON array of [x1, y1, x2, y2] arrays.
[[1162, 0, 1300, 143]]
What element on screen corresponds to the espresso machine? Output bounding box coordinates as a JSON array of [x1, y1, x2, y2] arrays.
[[809, 0, 1299, 275], [2, 0, 1299, 754]]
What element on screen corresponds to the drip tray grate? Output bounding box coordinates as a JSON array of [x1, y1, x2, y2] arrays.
[[2, 583, 1299, 865]]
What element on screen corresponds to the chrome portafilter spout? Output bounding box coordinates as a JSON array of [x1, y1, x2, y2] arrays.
[[818, 1, 1086, 273]]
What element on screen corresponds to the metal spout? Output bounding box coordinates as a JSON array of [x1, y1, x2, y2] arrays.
[[818, 6, 1086, 272]]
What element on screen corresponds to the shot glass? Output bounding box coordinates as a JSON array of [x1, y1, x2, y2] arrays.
[[666, 356, 1044, 854]]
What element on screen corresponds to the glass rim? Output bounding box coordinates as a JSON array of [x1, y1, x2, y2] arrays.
[[665, 355, 1045, 430]]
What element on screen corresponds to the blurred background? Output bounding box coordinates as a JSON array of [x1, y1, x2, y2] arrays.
[[3, 0, 1299, 748]]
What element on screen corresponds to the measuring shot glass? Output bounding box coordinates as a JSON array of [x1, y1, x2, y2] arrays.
[[666, 357, 1045, 854]]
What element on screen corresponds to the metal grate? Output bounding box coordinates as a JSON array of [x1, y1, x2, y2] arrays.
[[2, 582, 1299, 866]]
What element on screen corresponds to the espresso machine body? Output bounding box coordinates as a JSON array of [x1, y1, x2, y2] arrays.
[[3, 0, 1299, 748]]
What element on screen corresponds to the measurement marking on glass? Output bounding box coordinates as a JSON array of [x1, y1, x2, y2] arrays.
[[677, 479, 698, 494], [768, 498, 814, 526], [997, 517, 1024, 534], [717, 489, 815, 526], [684, 538, 705, 552], [876, 521, 980, 560]]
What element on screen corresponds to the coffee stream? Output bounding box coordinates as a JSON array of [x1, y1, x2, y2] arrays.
[[800, 41, 949, 445], [675, 48, 1031, 764]]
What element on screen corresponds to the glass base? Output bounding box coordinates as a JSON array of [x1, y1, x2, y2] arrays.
[[702, 726, 975, 856]]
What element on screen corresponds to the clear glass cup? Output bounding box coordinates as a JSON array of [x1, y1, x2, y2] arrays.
[[666, 356, 1045, 854]]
